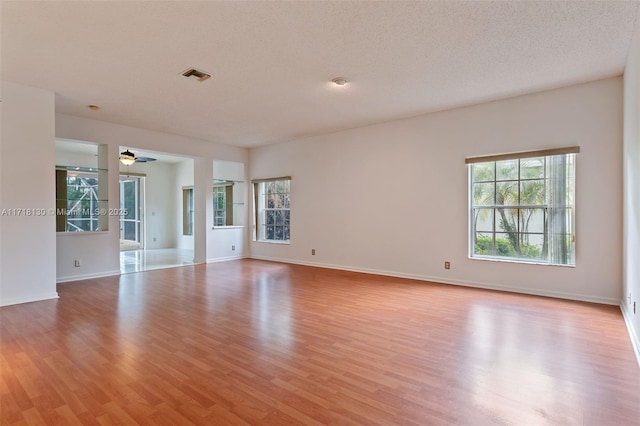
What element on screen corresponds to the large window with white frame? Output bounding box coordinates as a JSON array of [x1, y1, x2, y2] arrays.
[[467, 147, 578, 266], [253, 177, 290, 242]]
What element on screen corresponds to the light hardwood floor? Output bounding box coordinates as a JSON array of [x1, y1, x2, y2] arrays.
[[1, 259, 639, 425]]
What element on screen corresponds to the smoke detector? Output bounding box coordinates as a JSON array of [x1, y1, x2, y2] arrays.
[[331, 77, 348, 86]]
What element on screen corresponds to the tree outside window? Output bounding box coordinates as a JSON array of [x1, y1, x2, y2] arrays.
[[254, 178, 290, 242], [470, 152, 576, 265]]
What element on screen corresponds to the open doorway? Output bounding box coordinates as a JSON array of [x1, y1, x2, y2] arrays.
[[119, 174, 144, 250], [119, 148, 194, 273]]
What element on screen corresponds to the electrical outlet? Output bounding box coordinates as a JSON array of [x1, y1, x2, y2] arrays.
[[444, 261, 451, 270], [232, 245, 235, 251], [74, 259, 81, 267], [312, 249, 316, 255]]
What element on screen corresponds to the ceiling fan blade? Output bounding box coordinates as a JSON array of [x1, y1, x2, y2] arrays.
[[135, 157, 157, 163]]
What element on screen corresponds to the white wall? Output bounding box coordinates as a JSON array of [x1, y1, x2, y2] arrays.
[[214, 160, 245, 182], [210, 160, 247, 261], [120, 161, 176, 249], [55, 148, 98, 168], [250, 77, 623, 305], [0, 81, 58, 306], [623, 13, 640, 360], [55, 113, 248, 281]]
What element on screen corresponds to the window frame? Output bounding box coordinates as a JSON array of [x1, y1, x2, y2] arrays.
[[467, 147, 578, 266], [182, 187, 194, 236], [252, 177, 291, 243]]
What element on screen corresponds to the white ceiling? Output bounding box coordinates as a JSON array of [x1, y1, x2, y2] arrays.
[[3, 1, 639, 148]]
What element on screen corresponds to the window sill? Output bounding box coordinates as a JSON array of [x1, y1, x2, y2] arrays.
[[255, 239, 290, 245], [57, 230, 109, 236], [469, 255, 575, 268], [212, 226, 244, 230]]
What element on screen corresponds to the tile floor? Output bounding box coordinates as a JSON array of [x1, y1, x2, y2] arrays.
[[120, 248, 195, 274]]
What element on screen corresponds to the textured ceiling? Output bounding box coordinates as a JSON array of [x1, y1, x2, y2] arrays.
[[2, 1, 639, 148]]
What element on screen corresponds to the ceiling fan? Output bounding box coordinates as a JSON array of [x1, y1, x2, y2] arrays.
[[119, 149, 157, 165]]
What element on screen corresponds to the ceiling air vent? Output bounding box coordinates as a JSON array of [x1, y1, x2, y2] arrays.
[[181, 68, 211, 82]]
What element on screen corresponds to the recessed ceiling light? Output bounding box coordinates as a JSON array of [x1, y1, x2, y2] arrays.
[[331, 77, 348, 86], [88, 105, 100, 111], [181, 68, 212, 82]]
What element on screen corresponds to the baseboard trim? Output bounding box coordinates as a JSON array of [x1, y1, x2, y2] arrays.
[[207, 255, 248, 263], [56, 269, 121, 283], [0, 292, 59, 307], [620, 302, 640, 368], [250, 255, 620, 306]]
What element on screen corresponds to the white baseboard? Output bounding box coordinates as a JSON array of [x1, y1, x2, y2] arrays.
[[621, 302, 640, 368], [207, 254, 248, 263], [250, 255, 620, 306], [56, 269, 121, 283], [0, 292, 59, 307]]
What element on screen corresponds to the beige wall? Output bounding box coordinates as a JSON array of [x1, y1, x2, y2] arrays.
[[1, 81, 58, 306], [623, 11, 640, 360], [250, 77, 623, 304]]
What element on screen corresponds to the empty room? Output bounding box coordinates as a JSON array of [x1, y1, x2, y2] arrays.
[[1, 1, 639, 425]]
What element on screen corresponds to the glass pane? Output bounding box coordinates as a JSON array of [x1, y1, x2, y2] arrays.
[[275, 210, 284, 225], [495, 232, 517, 257], [520, 233, 545, 260], [520, 157, 545, 179], [274, 225, 284, 240], [474, 232, 493, 255], [520, 180, 545, 205], [520, 208, 545, 234], [496, 159, 518, 181], [265, 181, 274, 194], [474, 209, 494, 232], [123, 181, 136, 219], [496, 208, 518, 234], [124, 221, 136, 241], [265, 225, 275, 240], [284, 210, 290, 225], [472, 162, 494, 182], [266, 211, 275, 225], [284, 226, 290, 241], [473, 182, 494, 206], [496, 181, 518, 205]]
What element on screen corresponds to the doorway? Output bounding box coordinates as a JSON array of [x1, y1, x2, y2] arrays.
[[119, 175, 144, 249]]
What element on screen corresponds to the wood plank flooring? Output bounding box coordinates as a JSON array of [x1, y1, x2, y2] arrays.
[[1, 259, 639, 425]]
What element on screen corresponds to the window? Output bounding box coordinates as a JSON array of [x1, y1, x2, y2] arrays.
[[119, 175, 143, 244], [253, 177, 291, 242], [182, 187, 194, 236], [213, 182, 233, 227], [467, 147, 578, 265], [56, 169, 102, 232]]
